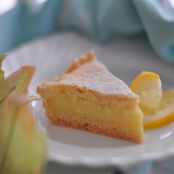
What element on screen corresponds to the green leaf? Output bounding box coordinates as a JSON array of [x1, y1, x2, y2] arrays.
[[0, 66, 35, 104], [0, 54, 7, 81]]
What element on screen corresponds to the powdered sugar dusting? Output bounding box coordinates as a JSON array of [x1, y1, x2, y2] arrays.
[[59, 59, 136, 97]]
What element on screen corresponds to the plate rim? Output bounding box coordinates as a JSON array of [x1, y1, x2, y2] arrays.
[[47, 138, 174, 168], [7, 32, 174, 168]]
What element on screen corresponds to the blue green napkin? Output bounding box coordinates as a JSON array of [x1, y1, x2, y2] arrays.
[[0, 0, 174, 62]]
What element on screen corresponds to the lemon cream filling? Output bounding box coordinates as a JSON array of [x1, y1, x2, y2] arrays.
[[43, 90, 143, 134]]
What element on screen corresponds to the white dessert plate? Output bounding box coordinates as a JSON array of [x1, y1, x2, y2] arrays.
[[4, 33, 174, 168]]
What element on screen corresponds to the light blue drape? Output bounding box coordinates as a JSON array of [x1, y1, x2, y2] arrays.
[[1, 0, 174, 62]]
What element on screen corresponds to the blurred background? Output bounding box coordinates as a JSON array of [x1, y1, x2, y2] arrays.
[[1, 0, 174, 174], [1, 0, 174, 62]]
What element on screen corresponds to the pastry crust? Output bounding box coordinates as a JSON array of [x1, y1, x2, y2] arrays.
[[48, 114, 143, 143], [59, 52, 137, 97], [38, 83, 138, 109], [66, 51, 95, 73], [38, 52, 139, 107]]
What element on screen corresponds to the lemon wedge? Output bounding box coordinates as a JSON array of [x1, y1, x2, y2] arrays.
[[131, 71, 174, 129], [130, 71, 162, 113], [144, 89, 174, 129]]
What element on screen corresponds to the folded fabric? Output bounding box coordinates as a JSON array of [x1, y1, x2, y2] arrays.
[[134, 0, 174, 62], [0, 0, 174, 62]]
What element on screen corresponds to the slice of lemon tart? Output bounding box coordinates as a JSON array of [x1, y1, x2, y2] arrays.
[[37, 52, 143, 143]]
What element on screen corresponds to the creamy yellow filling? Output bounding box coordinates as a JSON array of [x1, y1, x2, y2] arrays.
[[44, 93, 143, 134]]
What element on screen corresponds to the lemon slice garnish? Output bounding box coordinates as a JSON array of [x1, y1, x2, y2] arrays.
[[144, 89, 174, 129], [131, 72, 174, 129], [130, 71, 162, 114]]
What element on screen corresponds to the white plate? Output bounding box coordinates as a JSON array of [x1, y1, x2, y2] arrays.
[[4, 33, 174, 168]]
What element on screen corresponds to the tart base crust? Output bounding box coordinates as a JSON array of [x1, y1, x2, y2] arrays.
[[48, 114, 143, 143]]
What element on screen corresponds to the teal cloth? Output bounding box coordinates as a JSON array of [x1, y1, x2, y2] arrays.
[[0, 0, 174, 62]]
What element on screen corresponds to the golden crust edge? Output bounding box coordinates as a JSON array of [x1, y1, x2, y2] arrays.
[[66, 51, 96, 73], [37, 83, 139, 108], [47, 114, 143, 143], [37, 51, 139, 104]]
